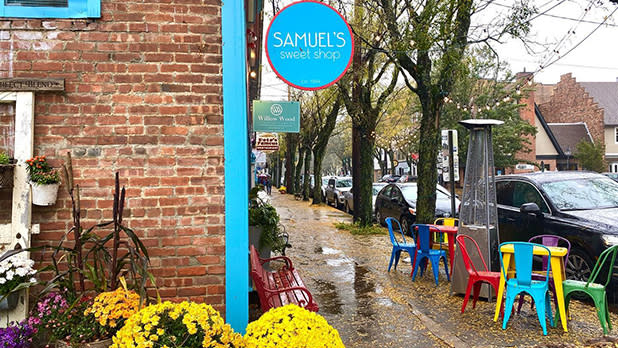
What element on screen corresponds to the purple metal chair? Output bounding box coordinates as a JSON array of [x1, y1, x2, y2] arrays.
[[517, 234, 571, 314]]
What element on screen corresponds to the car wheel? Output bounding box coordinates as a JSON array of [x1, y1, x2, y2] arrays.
[[566, 248, 593, 282], [401, 216, 413, 237], [376, 210, 385, 227]]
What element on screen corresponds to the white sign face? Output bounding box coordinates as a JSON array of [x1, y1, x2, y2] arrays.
[[252, 149, 267, 164], [256, 132, 279, 153], [441, 129, 459, 182], [515, 163, 535, 171]]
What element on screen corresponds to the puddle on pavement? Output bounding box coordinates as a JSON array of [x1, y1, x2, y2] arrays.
[[354, 263, 376, 319], [313, 279, 344, 315], [314, 246, 342, 255], [322, 247, 341, 255], [313, 250, 378, 322]]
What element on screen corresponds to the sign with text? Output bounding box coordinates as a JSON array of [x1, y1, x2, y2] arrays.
[[265, 1, 354, 90], [441, 129, 460, 182], [253, 100, 300, 133], [0, 78, 64, 91], [256, 133, 279, 153]]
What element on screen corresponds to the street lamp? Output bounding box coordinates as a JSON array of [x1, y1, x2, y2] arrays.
[[565, 147, 571, 171]]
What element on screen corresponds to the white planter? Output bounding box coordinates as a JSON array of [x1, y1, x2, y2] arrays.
[[31, 182, 60, 206]]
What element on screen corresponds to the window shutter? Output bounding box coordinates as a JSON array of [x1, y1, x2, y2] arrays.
[[0, 0, 99, 18], [5, 0, 68, 7]]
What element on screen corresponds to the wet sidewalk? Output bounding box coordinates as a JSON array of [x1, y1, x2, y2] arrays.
[[271, 193, 618, 348]]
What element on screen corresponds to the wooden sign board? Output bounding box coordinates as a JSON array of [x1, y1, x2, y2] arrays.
[[0, 78, 64, 91], [256, 132, 279, 153]]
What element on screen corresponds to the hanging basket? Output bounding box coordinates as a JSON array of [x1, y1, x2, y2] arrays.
[[0, 159, 16, 189], [31, 182, 60, 206]]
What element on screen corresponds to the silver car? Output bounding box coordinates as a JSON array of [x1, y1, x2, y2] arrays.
[[343, 182, 388, 214], [325, 177, 352, 209]]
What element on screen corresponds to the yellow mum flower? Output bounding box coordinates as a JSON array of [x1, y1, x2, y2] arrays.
[[245, 304, 344, 348], [112, 301, 245, 347], [85, 287, 141, 336]]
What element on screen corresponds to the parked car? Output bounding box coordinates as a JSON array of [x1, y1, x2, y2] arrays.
[[342, 182, 388, 214], [374, 183, 460, 235], [602, 172, 618, 183], [379, 174, 401, 183], [397, 175, 417, 183], [325, 177, 353, 209], [495, 171, 618, 299], [320, 176, 334, 201]]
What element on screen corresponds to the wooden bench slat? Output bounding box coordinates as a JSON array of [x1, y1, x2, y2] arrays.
[[249, 245, 318, 312]]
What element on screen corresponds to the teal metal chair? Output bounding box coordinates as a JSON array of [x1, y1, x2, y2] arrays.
[[386, 217, 416, 272], [560, 245, 618, 334], [412, 224, 449, 285], [500, 242, 554, 336]]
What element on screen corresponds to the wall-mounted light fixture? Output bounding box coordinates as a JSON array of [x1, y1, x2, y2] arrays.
[[249, 71, 257, 79]]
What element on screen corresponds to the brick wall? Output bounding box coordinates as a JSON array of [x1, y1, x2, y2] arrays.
[[0, 0, 226, 313], [538, 73, 605, 144], [514, 72, 537, 171]]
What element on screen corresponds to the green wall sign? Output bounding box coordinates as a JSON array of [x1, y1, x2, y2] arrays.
[[252, 100, 300, 133]]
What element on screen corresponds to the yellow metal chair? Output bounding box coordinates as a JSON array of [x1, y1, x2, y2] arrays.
[[432, 218, 458, 250]]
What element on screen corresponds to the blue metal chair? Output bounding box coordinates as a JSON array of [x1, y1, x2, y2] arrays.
[[386, 217, 416, 272], [411, 224, 449, 285], [500, 242, 555, 336]]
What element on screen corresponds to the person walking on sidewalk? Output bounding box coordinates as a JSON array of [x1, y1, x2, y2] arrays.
[[265, 174, 272, 195]]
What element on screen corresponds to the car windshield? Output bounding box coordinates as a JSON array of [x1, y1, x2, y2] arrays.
[[400, 185, 450, 202], [542, 178, 618, 211], [336, 179, 352, 188]]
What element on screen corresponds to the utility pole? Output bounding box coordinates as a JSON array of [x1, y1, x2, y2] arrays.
[[351, 0, 362, 222], [285, 85, 294, 189]]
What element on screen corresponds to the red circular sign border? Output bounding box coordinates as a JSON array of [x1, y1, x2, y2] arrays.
[[264, 0, 355, 91]]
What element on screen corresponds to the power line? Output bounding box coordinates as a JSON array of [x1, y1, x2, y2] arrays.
[[491, 1, 618, 27], [506, 57, 618, 70]]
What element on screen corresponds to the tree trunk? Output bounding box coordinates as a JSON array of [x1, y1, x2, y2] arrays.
[[376, 148, 387, 177], [302, 148, 311, 201], [312, 150, 324, 204], [293, 145, 305, 195], [388, 149, 396, 174], [416, 99, 440, 224], [285, 133, 298, 191], [357, 130, 375, 227]]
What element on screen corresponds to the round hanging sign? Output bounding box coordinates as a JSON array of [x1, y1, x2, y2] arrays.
[[265, 1, 354, 90]]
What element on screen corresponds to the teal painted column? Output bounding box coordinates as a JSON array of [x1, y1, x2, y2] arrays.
[[222, 0, 249, 333]]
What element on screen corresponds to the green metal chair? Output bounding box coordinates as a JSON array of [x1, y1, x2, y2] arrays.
[[560, 245, 618, 334]]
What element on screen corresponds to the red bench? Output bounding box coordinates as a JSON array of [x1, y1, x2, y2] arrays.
[[249, 244, 318, 312]]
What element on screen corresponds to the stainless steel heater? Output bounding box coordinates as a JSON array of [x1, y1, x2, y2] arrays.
[[451, 119, 503, 297]]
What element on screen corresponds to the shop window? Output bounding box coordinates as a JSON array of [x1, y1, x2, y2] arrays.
[[0, 0, 99, 18]]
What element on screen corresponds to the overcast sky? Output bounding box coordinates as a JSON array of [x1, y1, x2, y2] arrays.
[[260, 0, 618, 100]]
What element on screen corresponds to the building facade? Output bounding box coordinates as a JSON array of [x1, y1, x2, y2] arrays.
[[0, 0, 253, 329]]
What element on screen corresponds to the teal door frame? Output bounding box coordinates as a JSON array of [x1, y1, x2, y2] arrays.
[[222, 0, 249, 333]]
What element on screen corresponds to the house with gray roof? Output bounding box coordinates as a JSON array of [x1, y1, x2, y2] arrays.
[[535, 73, 618, 172]]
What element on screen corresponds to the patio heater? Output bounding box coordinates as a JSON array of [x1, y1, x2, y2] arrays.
[[451, 119, 503, 297]]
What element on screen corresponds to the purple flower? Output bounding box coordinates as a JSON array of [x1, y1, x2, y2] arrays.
[[0, 320, 35, 348]]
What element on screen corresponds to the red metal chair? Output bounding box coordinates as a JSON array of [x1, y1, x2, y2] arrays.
[[456, 234, 502, 314]]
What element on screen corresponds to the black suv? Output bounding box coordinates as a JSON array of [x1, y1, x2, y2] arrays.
[[495, 171, 618, 300]]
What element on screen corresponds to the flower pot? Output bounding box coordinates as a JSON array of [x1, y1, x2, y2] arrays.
[[31, 182, 60, 206], [0, 292, 19, 310], [249, 225, 272, 260], [55, 338, 113, 348]]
